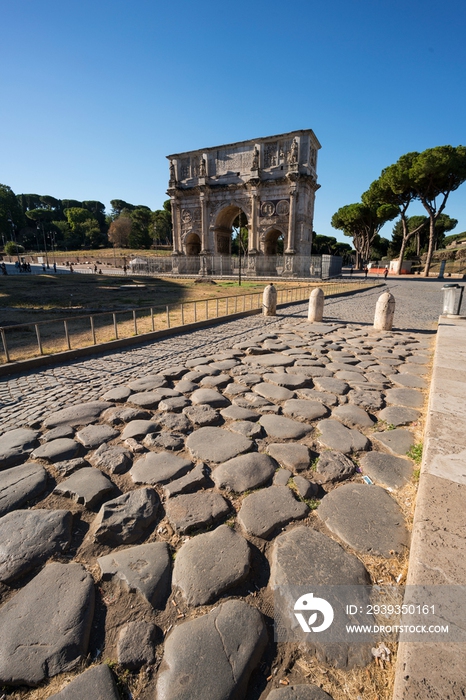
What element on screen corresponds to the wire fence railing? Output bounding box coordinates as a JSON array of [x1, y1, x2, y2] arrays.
[[0, 281, 375, 364]]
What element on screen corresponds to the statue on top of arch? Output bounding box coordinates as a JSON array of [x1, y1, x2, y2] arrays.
[[290, 138, 299, 165]]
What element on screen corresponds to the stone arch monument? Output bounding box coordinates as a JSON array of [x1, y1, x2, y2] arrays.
[[167, 129, 321, 277]]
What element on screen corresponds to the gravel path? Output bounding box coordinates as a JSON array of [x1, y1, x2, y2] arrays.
[[0, 279, 443, 433]]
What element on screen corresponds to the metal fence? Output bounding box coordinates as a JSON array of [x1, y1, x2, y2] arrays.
[[0, 280, 372, 364]]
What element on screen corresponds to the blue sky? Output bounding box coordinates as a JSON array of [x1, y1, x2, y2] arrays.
[[2, 0, 465, 243]]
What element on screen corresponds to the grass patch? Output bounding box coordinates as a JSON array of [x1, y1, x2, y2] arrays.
[[407, 443, 423, 465]]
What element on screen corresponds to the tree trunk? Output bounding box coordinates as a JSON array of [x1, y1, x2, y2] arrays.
[[422, 216, 436, 277], [397, 236, 408, 275]]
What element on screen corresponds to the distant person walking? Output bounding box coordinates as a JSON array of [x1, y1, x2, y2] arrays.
[[53, 262, 57, 273], [383, 266, 389, 280], [349, 265, 353, 276], [363, 266, 368, 280], [1, 262, 7, 275]]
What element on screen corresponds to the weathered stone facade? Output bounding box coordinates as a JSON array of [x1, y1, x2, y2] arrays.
[[166, 130, 321, 276]]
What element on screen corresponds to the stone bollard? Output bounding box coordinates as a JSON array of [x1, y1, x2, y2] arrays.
[[374, 291, 395, 330], [308, 287, 324, 322], [263, 284, 277, 316]]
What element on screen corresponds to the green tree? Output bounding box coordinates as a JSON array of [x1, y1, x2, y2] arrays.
[[0, 184, 24, 245], [153, 200, 172, 245], [129, 207, 153, 249], [4, 240, 25, 255], [64, 207, 100, 248], [407, 146, 466, 276], [110, 199, 135, 219], [331, 196, 396, 268], [82, 201, 106, 230]]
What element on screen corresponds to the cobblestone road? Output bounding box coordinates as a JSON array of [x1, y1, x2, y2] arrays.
[[0, 279, 444, 432]]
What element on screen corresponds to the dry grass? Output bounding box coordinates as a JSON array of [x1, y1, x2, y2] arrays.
[[0, 276, 369, 363]]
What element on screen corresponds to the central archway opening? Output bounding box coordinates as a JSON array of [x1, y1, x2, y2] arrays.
[[214, 205, 248, 255], [263, 228, 285, 255]]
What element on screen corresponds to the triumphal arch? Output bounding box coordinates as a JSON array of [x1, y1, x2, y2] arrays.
[[166, 129, 321, 276]]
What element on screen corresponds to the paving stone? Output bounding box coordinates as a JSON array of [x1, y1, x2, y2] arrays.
[[186, 426, 253, 462], [253, 382, 296, 401], [316, 419, 369, 454], [266, 443, 311, 472], [232, 371, 262, 385], [42, 425, 75, 442], [405, 353, 430, 364], [398, 363, 428, 377], [89, 443, 132, 474], [166, 491, 230, 534], [159, 365, 189, 379], [101, 386, 132, 402], [159, 412, 191, 432], [332, 404, 375, 429], [102, 406, 151, 426], [242, 353, 295, 367], [175, 379, 199, 393], [118, 621, 156, 670], [127, 376, 167, 391], [183, 404, 222, 426], [75, 424, 119, 449], [315, 451, 356, 483], [0, 562, 94, 686], [274, 468, 292, 485], [318, 483, 410, 556], [283, 399, 329, 421], [270, 526, 370, 670], [158, 396, 191, 412], [296, 388, 338, 406], [43, 401, 111, 428], [192, 364, 220, 375], [120, 419, 159, 439], [221, 405, 260, 421], [124, 437, 145, 453], [93, 487, 160, 545], [210, 359, 239, 370], [227, 420, 263, 438], [129, 389, 180, 409], [259, 414, 312, 440], [191, 388, 230, 408], [0, 428, 40, 468], [224, 382, 248, 396], [347, 389, 385, 411], [185, 356, 213, 367], [49, 664, 120, 700], [238, 486, 308, 539], [162, 463, 210, 497], [212, 453, 276, 492], [54, 457, 88, 476], [293, 475, 318, 498], [155, 599, 267, 700], [377, 405, 420, 426], [372, 428, 414, 456], [263, 372, 310, 389], [173, 524, 251, 606], [0, 509, 72, 583], [48, 664, 119, 699], [360, 451, 413, 490], [32, 437, 80, 463], [313, 377, 349, 395], [54, 467, 115, 508], [234, 393, 274, 409], [267, 686, 333, 700], [98, 542, 171, 607], [0, 462, 48, 516], [143, 431, 185, 450], [389, 372, 428, 389], [286, 365, 333, 378], [200, 374, 231, 390], [131, 451, 193, 485]]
